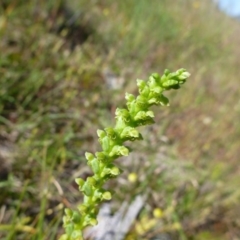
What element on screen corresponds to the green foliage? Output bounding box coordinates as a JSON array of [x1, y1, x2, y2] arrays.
[[60, 69, 190, 240]]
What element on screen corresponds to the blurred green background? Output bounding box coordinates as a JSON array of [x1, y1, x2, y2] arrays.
[[1, 0, 240, 239]]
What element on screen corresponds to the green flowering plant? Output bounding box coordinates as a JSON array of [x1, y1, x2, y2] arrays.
[[60, 69, 190, 240]]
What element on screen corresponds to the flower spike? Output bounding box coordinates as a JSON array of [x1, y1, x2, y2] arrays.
[[60, 69, 190, 240]]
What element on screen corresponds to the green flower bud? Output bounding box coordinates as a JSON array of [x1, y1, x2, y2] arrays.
[[102, 191, 112, 200], [159, 94, 169, 106], [162, 79, 179, 88], [115, 117, 127, 131], [90, 158, 100, 174], [105, 127, 117, 139], [182, 71, 190, 79], [85, 152, 95, 161], [148, 75, 158, 89], [153, 72, 161, 78], [134, 110, 154, 121], [75, 178, 85, 188], [65, 208, 73, 217], [65, 224, 74, 236], [71, 230, 82, 239], [81, 181, 93, 196], [125, 93, 136, 111], [78, 204, 87, 215], [164, 69, 170, 75], [136, 79, 146, 90], [109, 145, 129, 157], [87, 176, 97, 185], [115, 108, 131, 122], [97, 129, 106, 138], [87, 217, 98, 226], [96, 152, 107, 162], [148, 97, 158, 105], [137, 79, 150, 97], [59, 233, 68, 240], [151, 86, 162, 94], [160, 74, 168, 83], [92, 189, 102, 201], [62, 216, 68, 225], [120, 126, 141, 141], [109, 166, 121, 176], [125, 93, 135, 102], [100, 168, 109, 178], [136, 95, 148, 109], [72, 211, 81, 224], [99, 136, 110, 152]]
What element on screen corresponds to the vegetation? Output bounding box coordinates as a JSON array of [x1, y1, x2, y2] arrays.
[[60, 69, 190, 239], [1, 0, 240, 239]]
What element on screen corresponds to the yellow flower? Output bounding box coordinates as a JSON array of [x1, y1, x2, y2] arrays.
[[128, 172, 138, 183], [153, 208, 163, 218]]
